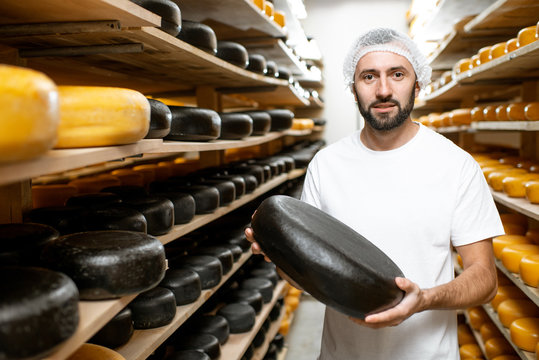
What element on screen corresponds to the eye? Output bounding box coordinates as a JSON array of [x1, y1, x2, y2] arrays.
[[393, 72, 405, 79], [362, 74, 375, 81]]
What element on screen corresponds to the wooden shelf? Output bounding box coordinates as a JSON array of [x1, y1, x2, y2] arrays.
[[464, 0, 539, 34], [495, 259, 539, 307], [462, 311, 489, 358], [116, 250, 252, 360], [44, 295, 137, 360], [219, 281, 287, 360], [252, 303, 286, 360], [240, 38, 308, 76], [490, 190, 539, 222], [472, 121, 539, 131], [236, 84, 310, 107]]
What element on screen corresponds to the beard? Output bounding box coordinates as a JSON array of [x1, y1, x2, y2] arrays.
[[356, 85, 416, 131]]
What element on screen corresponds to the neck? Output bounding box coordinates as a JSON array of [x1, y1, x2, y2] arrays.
[[360, 119, 419, 151]]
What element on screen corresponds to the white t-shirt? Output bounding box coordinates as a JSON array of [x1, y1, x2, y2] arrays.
[[300, 123, 504, 360]]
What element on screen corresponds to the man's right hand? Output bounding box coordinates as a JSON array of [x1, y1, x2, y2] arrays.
[[244, 227, 271, 262]]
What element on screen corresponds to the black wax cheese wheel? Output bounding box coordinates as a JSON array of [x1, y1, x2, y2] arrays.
[[252, 195, 405, 319], [193, 246, 234, 274], [0, 223, 59, 266], [121, 195, 174, 236], [218, 113, 253, 140], [175, 334, 220, 359], [225, 232, 251, 251], [41, 230, 167, 300], [266, 61, 278, 77], [261, 317, 271, 333], [159, 268, 201, 305], [176, 255, 222, 289], [190, 315, 230, 345], [264, 343, 278, 360], [177, 20, 217, 55], [273, 155, 295, 172], [0, 267, 79, 360], [66, 192, 122, 208], [217, 303, 256, 333], [169, 185, 220, 214], [250, 268, 279, 286], [62, 206, 148, 234], [246, 54, 267, 74], [151, 191, 196, 224], [243, 344, 254, 360], [167, 350, 211, 360], [166, 107, 221, 141], [89, 307, 134, 348], [253, 327, 265, 347], [145, 99, 172, 139], [197, 179, 235, 206], [228, 164, 265, 184], [272, 333, 284, 350], [241, 111, 271, 135], [277, 67, 291, 82], [25, 206, 84, 235], [255, 160, 277, 177], [216, 41, 249, 68], [131, 0, 181, 36], [226, 289, 263, 314], [240, 174, 258, 193], [240, 277, 274, 303], [266, 109, 294, 131], [209, 175, 245, 199], [221, 243, 243, 261], [102, 185, 149, 198], [129, 286, 176, 329]]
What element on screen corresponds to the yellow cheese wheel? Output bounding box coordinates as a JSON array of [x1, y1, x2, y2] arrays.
[[505, 38, 519, 53], [285, 295, 300, 312], [489, 169, 527, 191], [468, 306, 490, 330], [517, 26, 538, 47], [516, 160, 536, 171], [500, 213, 529, 228], [489, 42, 507, 60], [109, 169, 145, 187], [279, 317, 290, 335], [484, 337, 514, 359], [482, 165, 512, 180], [32, 184, 78, 208], [252, 0, 265, 11], [478, 160, 503, 168], [501, 243, 539, 273], [264, 1, 274, 19], [440, 112, 452, 127], [471, 54, 481, 68], [526, 181, 539, 203], [520, 254, 539, 287], [525, 102, 539, 121], [503, 174, 539, 197], [507, 103, 527, 121], [491, 285, 527, 310], [492, 235, 532, 259], [454, 58, 472, 75], [483, 106, 498, 122], [440, 71, 453, 86], [471, 106, 486, 122], [459, 343, 483, 358], [491, 356, 519, 360], [68, 175, 122, 194], [510, 317, 539, 351], [458, 323, 476, 345], [0, 64, 59, 163], [450, 109, 472, 125], [498, 299, 539, 327], [273, 10, 286, 27], [67, 343, 126, 360], [499, 157, 522, 166], [526, 229, 539, 244], [480, 321, 502, 342], [496, 105, 510, 121], [56, 86, 150, 148], [504, 223, 527, 236], [132, 164, 171, 182], [478, 46, 492, 65]]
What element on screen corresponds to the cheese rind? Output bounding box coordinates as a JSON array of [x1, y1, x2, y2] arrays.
[[493, 235, 532, 259], [520, 254, 539, 287], [484, 337, 514, 359], [491, 285, 527, 310], [510, 317, 539, 352], [67, 343, 126, 360], [525, 102, 539, 121], [501, 243, 539, 273], [497, 299, 539, 327]]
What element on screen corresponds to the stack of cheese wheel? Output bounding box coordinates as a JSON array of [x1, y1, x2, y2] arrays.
[[501, 243, 539, 273], [491, 285, 527, 310], [488, 168, 527, 192], [457, 322, 476, 346], [278, 283, 302, 336], [0, 64, 60, 163], [517, 25, 538, 48], [502, 172, 539, 197], [484, 336, 515, 359]]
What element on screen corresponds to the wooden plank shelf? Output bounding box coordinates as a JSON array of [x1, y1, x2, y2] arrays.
[[239, 38, 308, 76], [495, 259, 539, 308], [464, 0, 539, 34], [238, 84, 310, 107], [116, 250, 253, 360], [490, 190, 539, 222], [462, 311, 489, 358], [472, 121, 539, 131], [44, 295, 138, 360]]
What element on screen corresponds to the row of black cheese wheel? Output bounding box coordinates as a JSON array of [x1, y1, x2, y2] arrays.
[[129, 0, 293, 81], [145, 100, 295, 141]]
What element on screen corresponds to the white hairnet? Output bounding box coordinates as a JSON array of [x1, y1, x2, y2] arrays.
[[343, 28, 432, 90]]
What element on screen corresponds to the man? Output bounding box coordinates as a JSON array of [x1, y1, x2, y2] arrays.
[[246, 28, 504, 359]]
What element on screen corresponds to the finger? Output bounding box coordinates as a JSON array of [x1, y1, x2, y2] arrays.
[[244, 227, 255, 242], [395, 277, 415, 293]]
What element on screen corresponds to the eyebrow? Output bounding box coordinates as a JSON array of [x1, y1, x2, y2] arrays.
[[357, 66, 409, 77]]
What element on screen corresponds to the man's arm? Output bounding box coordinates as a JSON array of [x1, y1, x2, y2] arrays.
[[354, 238, 497, 328]]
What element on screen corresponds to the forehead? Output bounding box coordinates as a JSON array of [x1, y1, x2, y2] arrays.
[[355, 51, 414, 73]]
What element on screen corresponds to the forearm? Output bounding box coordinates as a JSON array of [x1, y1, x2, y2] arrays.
[[276, 267, 303, 290]]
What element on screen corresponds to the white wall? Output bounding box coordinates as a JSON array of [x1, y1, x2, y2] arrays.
[[301, 0, 410, 145]]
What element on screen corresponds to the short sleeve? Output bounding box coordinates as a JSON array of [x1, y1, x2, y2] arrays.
[[300, 156, 322, 210]]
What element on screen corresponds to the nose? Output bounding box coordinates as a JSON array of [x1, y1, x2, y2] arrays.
[[375, 75, 392, 99]]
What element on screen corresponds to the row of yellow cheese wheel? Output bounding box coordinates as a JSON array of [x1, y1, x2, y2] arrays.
[[251, 0, 286, 28], [427, 21, 539, 94], [278, 283, 302, 336], [458, 316, 518, 360], [415, 101, 539, 128]]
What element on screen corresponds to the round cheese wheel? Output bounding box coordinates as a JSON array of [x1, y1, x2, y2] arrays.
[[166, 106, 221, 141], [67, 343, 126, 360], [453, 58, 472, 75], [209, 175, 245, 199], [266, 60, 278, 77], [66, 192, 122, 208], [493, 235, 532, 259], [525, 102, 539, 121], [145, 98, 172, 139], [266, 109, 294, 131], [0, 223, 59, 266], [32, 184, 78, 208], [503, 174, 539, 197], [60, 206, 148, 234], [471, 106, 486, 122], [175, 255, 223, 289], [484, 337, 514, 359], [226, 289, 264, 314], [121, 195, 174, 235], [41, 230, 166, 299], [218, 113, 253, 140], [69, 175, 122, 194], [482, 165, 513, 179], [89, 307, 133, 348], [174, 334, 221, 359], [103, 185, 148, 198], [526, 181, 539, 203], [239, 111, 271, 135], [510, 317, 539, 351], [25, 205, 84, 234], [194, 246, 234, 274], [216, 41, 249, 68], [217, 303, 256, 333], [491, 285, 527, 310], [189, 315, 230, 345], [150, 191, 196, 224], [498, 299, 539, 327], [129, 286, 177, 329], [490, 42, 507, 60], [520, 254, 539, 287], [501, 243, 539, 273], [110, 169, 146, 187], [471, 54, 481, 68], [440, 112, 452, 126], [459, 343, 482, 358], [131, 0, 181, 36], [167, 350, 211, 360], [0, 65, 59, 163], [277, 67, 292, 82], [177, 20, 217, 55], [273, 10, 286, 27], [450, 109, 472, 125], [483, 106, 498, 122], [228, 163, 265, 184], [56, 86, 150, 148], [240, 277, 274, 303], [467, 306, 489, 330], [251, 267, 279, 286], [247, 54, 267, 74], [269, 301, 282, 321], [480, 322, 502, 342], [496, 105, 510, 121], [0, 267, 79, 360], [221, 243, 242, 261], [506, 38, 519, 53], [159, 268, 201, 305], [478, 46, 492, 65], [507, 103, 527, 121], [517, 25, 538, 47], [489, 169, 527, 190], [253, 327, 266, 347]]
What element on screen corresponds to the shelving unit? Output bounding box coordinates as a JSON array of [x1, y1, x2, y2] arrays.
[[252, 304, 286, 360]]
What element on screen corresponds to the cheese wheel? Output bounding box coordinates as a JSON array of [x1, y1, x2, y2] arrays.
[[520, 254, 539, 287], [56, 86, 150, 148], [264, 1, 274, 18], [89, 307, 133, 348], [69, 175, 122, 194], [41, 230, 166, 299], [145, 98, 172, 139], [459, 343, 483, 358], [59, 205, 148, 234], [491, 285, 527, 310], [0, 65, 59, 163], [501, 243, 539, 273], [66, 192, 122, 208], [267, 109, 294, 131], [458, 323, 476, 345], [166, 106, 221, 141], [471, 54, 481, 68], [251, 267, 279, 286], [110, 169, 145, 187], [67, 343, 126, 360], [440, 71, 453, 86], [483, 106, 498, 121], [129, 286, 177, 329], [525, 102, 539, 121], [240, 111, 271, 135], [480, 322, 502, 342], [150, 191, 196, 225], [174, 334, 221, 359], [174, 255, 223, 289], [266, 60, 278, 77], [428, 113, 443, 127], [453, 58, 472, 75], [493, 235, 532, 259], [159, 268, 201, 305], [440, 112, 452, 126], [246, 54, 267, 74], [218, 113, 253, 139], [507, 103, 527, 121], [252, 0, 264, 11], [121, 195, 175, 236], [0, 267, 79, 360], [526, 181, 539, 203], [496, 105, 510, 121], [273, 10, 286, 27], [471, 106, 485, 122], [241, 277, 274, 303], [484, 337, 514, 359], [505, 38, 519, 53], [32, 184, 78, 208], [217, 303, 256, 333], [510, 317, 539, 351], [188, 315, 230, 345], [490, 42, 507, 60], [517, 25, 538, 47], [216, 41, 249, 68], [497, 299, 539, 327], [478, 46, 492, 65], [503, 174, 539, 197], [488, 169, 527, 191], [194, 246, 234, 274], [450, 109, 472, 125], [209, 174, 245, 199], [467, 306, 489, 330], [226, 289, 264, 314], [177, 20, 217, 55], [0, 223, 59, 266], [130, 0, 181, 36], [482, 165, 513, 179]]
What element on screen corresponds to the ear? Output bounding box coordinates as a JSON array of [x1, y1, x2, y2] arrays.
[[351, 84, 359, 102], [414, 81, 420, 98]]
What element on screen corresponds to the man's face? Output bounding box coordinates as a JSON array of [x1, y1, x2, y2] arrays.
[[353, 51, 419, 131]]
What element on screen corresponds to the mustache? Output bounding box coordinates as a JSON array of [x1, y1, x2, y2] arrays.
[[369, 98, 401, 109]]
